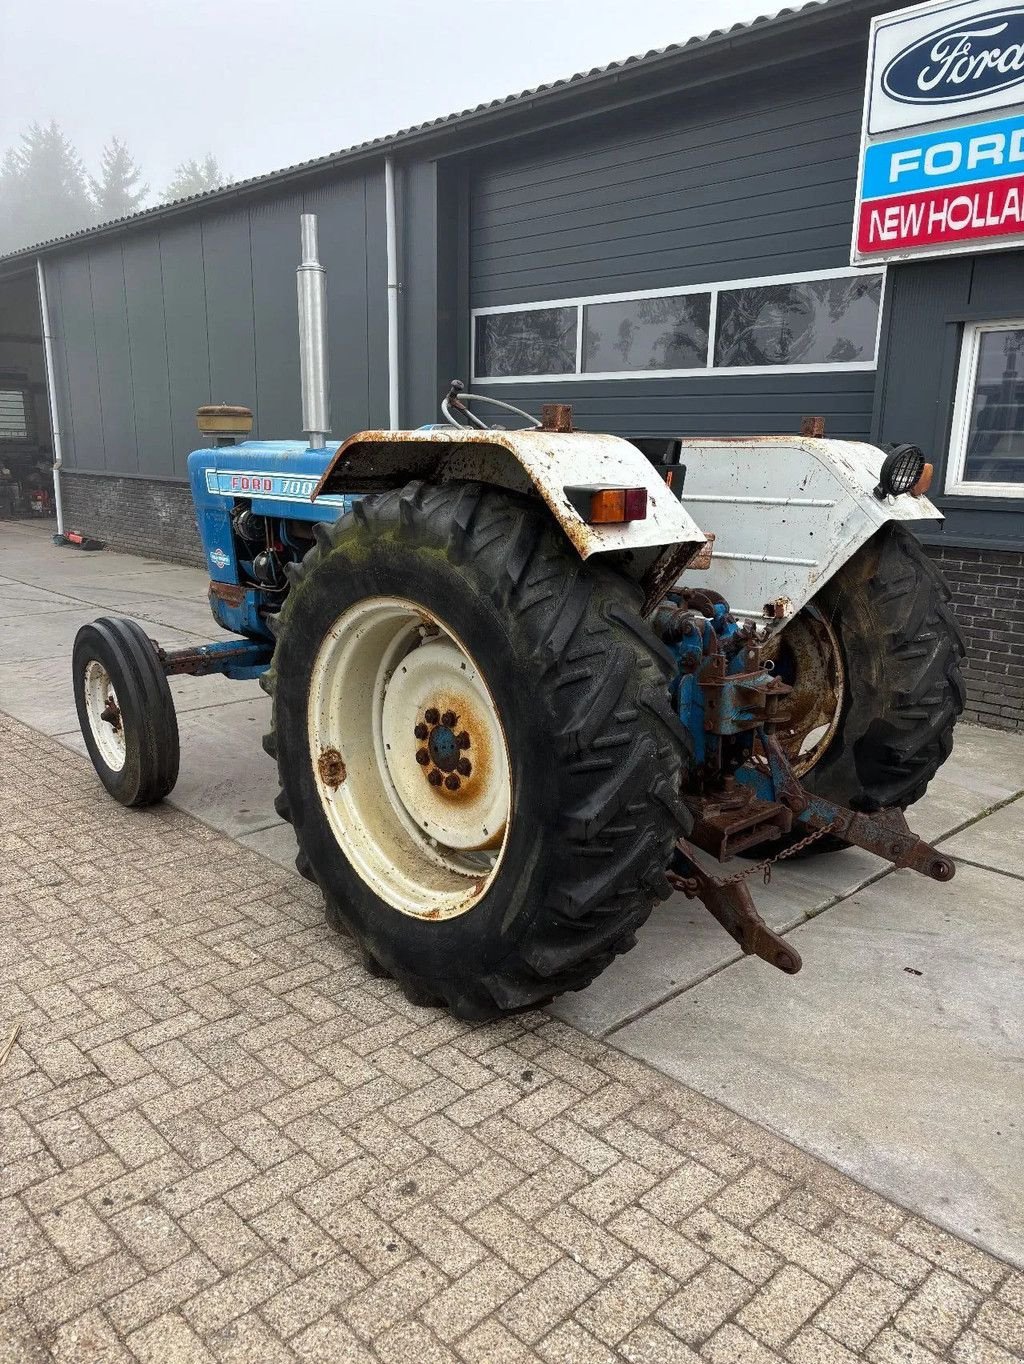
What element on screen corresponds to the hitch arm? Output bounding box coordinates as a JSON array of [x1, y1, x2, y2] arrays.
[[668, 840, 802, 975], [762, 734, 955, 883]]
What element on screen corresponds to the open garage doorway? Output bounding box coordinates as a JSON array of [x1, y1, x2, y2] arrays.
[[0, 268, 54, 522]]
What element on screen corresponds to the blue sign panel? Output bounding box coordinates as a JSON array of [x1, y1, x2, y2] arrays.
[[861, 109, 1024, 198]]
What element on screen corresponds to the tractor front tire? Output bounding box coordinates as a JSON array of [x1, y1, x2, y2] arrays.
[[264, 480, 689, 1019], [73, 617, 180, 807]]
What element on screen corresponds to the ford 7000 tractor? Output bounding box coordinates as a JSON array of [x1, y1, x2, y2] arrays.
[[73, 216, 964, 1019]]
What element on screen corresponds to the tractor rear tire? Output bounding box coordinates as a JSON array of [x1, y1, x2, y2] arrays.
[[758, 524, 965, 855], [263, 480, 689, 1020], [73, 617, 180, 807]]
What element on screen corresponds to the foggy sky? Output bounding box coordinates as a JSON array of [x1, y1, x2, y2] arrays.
[[2, 0, 775, 194]]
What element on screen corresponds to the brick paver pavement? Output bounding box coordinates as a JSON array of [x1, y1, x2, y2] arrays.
[[2, 712, 1022, 1364]]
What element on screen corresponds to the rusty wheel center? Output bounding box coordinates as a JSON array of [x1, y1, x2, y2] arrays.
[[758, 604, 845, 777]]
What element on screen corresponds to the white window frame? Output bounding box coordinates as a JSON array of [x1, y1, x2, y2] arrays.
[[470, 266, 887, 384], [946, 319, 1024, 499]]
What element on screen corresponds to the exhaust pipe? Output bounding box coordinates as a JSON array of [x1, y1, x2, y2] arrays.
[[297, 214, 330, 450]]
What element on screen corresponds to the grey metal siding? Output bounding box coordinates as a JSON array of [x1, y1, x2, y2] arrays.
[[160, 222, 211, 478], [48, 175, 388, 482], [122, 232, 174, 478], [465, 49, 876, 441], [471, 374, 877, 441], [874, 252, 1024, 550], [469, 56, 866, 308]]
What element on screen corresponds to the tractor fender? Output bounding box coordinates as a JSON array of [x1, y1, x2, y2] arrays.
[[675, 436, 943, 630], [311, 427, 706, 562]]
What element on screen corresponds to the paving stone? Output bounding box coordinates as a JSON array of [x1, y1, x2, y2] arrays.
[[737, 1264, 833, 1348], [656, 1260, 756, 1344], [573, 1255, 676, 1345], [813, 1267, 909, 1351], [893, 1268, 983, 1353], [497, 1257, 600, 1344], [421, 1258, 524, 1341], [2, 709, 1021, 1364], [127, 1311, 218, 1363], [618, 1321, 703, 1362]]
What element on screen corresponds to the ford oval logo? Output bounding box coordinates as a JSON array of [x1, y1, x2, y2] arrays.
[[882, 8, 1024, 104]]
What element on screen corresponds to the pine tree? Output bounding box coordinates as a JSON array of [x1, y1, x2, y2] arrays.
[[89, 137, 149, 221], [162, 154, 225, 202], [0, 122, 94, 255]]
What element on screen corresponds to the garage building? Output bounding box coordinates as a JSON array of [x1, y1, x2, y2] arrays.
[[0, 0, 1021, 731]]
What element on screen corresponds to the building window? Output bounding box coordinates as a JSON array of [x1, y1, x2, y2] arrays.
[[471, 268, 884, 383], [947, 321, 1024, 498], [583, 294, 711, 373], [474, 306, 577, 378], [0, 387, 30, 441], [714, 275, 883, 368]]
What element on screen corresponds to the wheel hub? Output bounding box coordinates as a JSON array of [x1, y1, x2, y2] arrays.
[[82, 659, 127, 773], [381, 637, 507, 852], [307, 597, 513, 920]]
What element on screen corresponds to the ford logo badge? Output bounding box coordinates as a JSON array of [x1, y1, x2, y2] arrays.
[[882, 8, 1024, 104]]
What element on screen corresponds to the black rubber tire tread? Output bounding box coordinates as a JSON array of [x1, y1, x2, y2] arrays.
[[72, 616, 180, 807], [264, 479, 690, 1020], [754, 524, 965, 857]]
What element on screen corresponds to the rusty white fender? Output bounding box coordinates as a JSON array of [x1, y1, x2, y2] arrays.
[[312, 427, 706, 561], [676, 436, 942, 628]]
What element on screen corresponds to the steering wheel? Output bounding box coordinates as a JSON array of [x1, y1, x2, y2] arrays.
[[441, 380, 541, 430]]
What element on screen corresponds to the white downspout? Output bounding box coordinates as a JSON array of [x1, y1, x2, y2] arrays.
[[36, 257, 66, 540], [384, 156, 401, 430]]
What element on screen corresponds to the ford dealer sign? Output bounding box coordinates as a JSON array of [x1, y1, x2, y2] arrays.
[[881, 8, 1024, 108], [853, 0, 1024, 262]]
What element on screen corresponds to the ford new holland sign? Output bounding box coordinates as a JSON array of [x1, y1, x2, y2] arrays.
[[853, 0, 1024, 263]]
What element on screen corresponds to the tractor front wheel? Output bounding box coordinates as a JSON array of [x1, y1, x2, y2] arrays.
[[264, 480, 689, 1019], [73, 617, 180, 807]]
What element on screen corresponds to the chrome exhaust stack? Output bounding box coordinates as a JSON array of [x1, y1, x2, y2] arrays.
[[297, 214, 330, 450]]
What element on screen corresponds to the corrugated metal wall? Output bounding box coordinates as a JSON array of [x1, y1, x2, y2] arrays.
[[45, 174, 388, 479], [467, 51, 877, 440]]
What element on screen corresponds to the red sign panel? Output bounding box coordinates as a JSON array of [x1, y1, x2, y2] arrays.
[[857, 173, 1024, 255]]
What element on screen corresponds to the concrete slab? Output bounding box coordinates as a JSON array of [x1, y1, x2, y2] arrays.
[[554, 722, 1024, 1038], [942, 794, 1024, 879], [613, 861, 1024, 1268], [0, 606, 204, 665], [58, 694, 280, 837], [550, 843, 889, 1037], [237, 820, 299, 871], [0, 655, 263, 737]]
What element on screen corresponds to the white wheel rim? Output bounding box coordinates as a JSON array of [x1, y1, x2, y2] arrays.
[[83, 659, 127, 772], [307, 597, 513, 920]]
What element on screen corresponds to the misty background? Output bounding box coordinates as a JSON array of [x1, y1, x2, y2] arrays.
[[0, 0, 772, 256]]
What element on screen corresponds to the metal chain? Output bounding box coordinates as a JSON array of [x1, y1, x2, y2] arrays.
[[719, 819, 843, 886], [669, 819, 843, 895]]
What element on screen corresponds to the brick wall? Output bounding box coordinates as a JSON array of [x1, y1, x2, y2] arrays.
[[61, 472, 204, 568], [925, 545, 1024, 734]]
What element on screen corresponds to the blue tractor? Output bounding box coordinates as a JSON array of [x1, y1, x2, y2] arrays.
[[73, 217, 963, 1018]]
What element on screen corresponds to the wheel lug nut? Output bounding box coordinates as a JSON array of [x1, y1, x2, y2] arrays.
[[414, 723, 428, 740], [441, 710, 457, 727], [427, 769, 443, 786], [457, 758, 472, 777], [425, 708, 440, 724], [456, 731, 471, 749], [444, 774, 460, 791], [416, 749, 430, 766]]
